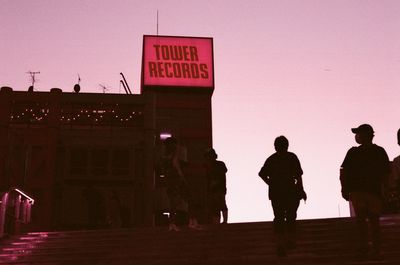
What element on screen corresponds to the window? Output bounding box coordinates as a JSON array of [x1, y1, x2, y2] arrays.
[[111, 149, 130, 176], [70, 148, 88, 175], [91, 149, 109, 176]]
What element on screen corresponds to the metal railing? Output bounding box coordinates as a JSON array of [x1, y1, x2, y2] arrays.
[[0, 188, 35, 238]]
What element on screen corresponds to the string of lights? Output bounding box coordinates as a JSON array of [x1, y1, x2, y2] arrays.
[[9, 103, 144, 127]]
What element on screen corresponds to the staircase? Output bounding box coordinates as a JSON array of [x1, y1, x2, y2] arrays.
[[1, 216, 399, 265]]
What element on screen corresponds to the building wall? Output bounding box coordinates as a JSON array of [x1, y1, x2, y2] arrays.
[[0, 86, 213, 229], [0, 87, 156, 230]]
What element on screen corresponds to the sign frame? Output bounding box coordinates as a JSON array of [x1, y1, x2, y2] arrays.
[[141, 35, 214, 93]]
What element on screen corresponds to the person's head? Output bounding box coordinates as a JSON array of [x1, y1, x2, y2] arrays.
[[351, 124, 374, 145], [164, 137, 178, 154], [397, 128, 400, 146], [204, 148, 218, 161], [274, 136, 289, 153]]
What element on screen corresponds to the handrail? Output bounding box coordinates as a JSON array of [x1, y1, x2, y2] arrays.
[[0, 188, 35, 238], [13, 188, 35, 205]]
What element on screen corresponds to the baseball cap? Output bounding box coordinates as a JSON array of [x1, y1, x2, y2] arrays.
[[351, 124, 374, 135]]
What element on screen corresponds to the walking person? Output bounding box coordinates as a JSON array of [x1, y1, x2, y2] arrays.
[[258, 136, 307, 257], [340, 124, 390, 260], [204, 148, 228, 224]]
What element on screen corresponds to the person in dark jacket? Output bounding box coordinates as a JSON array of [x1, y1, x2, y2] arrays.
[[259, 136, 307, 257], [340, 124, 390, 259], [204, 148, 228, 224]]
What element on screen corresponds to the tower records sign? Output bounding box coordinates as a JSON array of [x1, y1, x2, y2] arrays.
[[142, 35, 214, 89]]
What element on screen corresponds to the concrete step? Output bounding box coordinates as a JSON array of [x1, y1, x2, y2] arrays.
[[0, 216, 399, 265]]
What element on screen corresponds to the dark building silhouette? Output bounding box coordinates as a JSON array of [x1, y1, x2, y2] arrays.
[[0, 35, 214, 230]]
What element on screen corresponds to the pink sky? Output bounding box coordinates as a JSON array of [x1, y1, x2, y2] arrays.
[[1, 0, 399, 223]]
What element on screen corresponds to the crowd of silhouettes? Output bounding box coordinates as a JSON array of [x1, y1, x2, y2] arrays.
[[79, 125, 399, 261], [160, 124, 400, 261]]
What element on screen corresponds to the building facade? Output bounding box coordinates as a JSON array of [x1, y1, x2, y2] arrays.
[[1, 35, 215, 230], [0, 85, 213, 230]]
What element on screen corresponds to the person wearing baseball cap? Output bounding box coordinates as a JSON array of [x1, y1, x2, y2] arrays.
[[351, 124, 375, 135], [340, 124, 390, 260]]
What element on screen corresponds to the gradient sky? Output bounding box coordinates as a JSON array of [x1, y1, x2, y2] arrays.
[[1, 0, 399, 223]]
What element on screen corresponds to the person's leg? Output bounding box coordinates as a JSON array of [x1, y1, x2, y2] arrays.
[[187, 189, 203, 229], [271, 199, 285, 234], [286, 198, 300, 249], [367, 193, 383, 258], [222, 209, 228, 224], [350, 192, 369, 254], [211, 212, 221, 224], [208, 193, 220, 224], [369, 213, 380, 255], [220, 194, 228, 224], [189, 216, 203, 229], [210, 193, 228, 225], [167, 187, 180, 231], [272, 199, 286, 257]]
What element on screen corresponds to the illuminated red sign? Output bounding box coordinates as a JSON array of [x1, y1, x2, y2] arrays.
[[142, 35, 214, 89]]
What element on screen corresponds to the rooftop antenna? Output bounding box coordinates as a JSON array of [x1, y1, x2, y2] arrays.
[[99, 84, 110, 94], [120, 80, 129, 94], [120, 72, 132, 94], [26, 71, 40, 91], [74, 74, 81, 93], [157, 10, 159, 35]]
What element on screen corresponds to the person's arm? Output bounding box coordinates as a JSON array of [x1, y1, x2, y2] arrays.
[[382, 148, 391, 177], [379, 148, 391, 196], [258, 160, 270, 185], [172, 152, 187, 185], [340, 148, 354, 201], [221, 161, 227, 190], [394, 157, 400, 183], [293, 154, 307, 201], [295, 174, 307, 201]]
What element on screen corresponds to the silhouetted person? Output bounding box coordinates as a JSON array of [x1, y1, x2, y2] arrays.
[[174, 140, 203, 230], [204, 148, 228, 224], [258, 136, 307, 257], [180, 145, 203, 230], [163, 137, 188, 231], [393, 129, 400, 189], [340, 124, 390, 260]]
